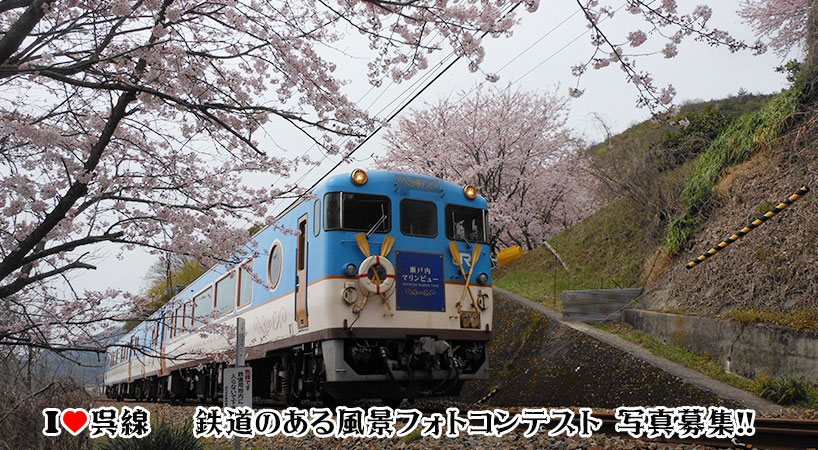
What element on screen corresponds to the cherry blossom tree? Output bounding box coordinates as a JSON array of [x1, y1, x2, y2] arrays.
[[566, 0, 815, 111], [378, 86, 597, 251], [738, 0, 815, 63], [0, 0, 539, 356]]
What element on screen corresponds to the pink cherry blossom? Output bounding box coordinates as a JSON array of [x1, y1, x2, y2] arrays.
[[0, 0, 534, 358], [377, 86, 597, 251]]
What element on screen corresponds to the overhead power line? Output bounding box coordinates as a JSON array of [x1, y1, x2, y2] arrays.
[[274, 2, 526, 217]]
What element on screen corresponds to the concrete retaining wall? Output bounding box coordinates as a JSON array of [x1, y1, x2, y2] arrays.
[[561, 288, 642, 322], [623, 309, 818, 381]]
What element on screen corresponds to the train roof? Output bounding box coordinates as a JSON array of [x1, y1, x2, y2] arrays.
[[318, 170, 487, 206]]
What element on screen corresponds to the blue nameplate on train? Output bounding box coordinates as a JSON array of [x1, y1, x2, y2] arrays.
[[395, 251, 445, 312]]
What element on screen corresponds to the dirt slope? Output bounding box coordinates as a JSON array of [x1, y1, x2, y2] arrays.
[[642, 113, 818, 316]]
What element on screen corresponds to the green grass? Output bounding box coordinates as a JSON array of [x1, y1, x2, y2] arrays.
[[665, 76, 810, 254], [725, 307, 818, 331], [494, 197, 649, 310], [597, 322, 818, 407]]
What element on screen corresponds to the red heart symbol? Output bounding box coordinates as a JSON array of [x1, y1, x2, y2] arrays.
[[61, 409, 89, 435]]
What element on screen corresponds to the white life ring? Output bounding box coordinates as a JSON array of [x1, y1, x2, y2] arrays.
[[357, 255, 396, 295]]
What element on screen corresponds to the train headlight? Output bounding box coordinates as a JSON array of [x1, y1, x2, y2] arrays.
[[351, 169, 368, 185], [344, 263, 357, 277], [463, 184, 478, 200], [477, 272, 488, 285], [343, 287, 358, 305]]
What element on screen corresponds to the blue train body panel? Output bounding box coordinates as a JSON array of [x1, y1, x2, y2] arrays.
[[104, 170, 493, 403]]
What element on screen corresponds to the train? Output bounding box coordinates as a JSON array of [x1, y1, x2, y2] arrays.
[[104, 169, 493, 406]]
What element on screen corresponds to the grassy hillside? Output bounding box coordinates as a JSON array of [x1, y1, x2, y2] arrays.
[[496, 92, 775, 310], [494, 198, 648, 309], [495, 74, 818, 328]]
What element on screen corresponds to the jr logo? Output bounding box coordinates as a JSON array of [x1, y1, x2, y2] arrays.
[[453, 255, 471, 271]]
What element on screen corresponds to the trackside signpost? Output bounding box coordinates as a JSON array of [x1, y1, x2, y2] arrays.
[[224, 317, 251, 450]]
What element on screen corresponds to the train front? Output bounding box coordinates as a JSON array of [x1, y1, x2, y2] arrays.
[[312, 170, 492, 403]]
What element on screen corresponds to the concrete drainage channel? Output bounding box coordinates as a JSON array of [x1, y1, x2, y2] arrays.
[[475, 288, 780, 413]]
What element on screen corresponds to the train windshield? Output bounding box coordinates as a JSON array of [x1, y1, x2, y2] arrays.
[[401, 199, 437, 237], [445, 204, 489, 244], [324, 192, 391, 233]]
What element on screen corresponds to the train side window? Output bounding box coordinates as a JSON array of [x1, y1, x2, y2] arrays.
[[324, 192, 390, 233], [400, 199, 437, 237], [185, 301, 194, 330], [313, 199, 320, 236], [237, 261, 253, 308], [194, 286, 214, 327], [216, 271, 236, 315], [267, 240, 282, 290], [445, 204, 489, 244], [172, 307, 180, 338]]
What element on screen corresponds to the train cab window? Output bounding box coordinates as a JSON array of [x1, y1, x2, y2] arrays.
[[400, 199, 437, 237], [445, 205, 489, 243], [194, 286, 214, 326], [324, 192, 390, 233], [216, 271, 236, 315], [237, 261, 253, 308]]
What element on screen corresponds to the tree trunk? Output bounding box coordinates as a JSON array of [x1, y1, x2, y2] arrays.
[[808, 0, 818, 67]]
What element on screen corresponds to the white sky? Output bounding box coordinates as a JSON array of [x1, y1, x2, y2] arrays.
[[69, 0, 795, 299]]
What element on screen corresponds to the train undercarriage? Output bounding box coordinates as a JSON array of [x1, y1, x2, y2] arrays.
[[106, 336, 488, 406]]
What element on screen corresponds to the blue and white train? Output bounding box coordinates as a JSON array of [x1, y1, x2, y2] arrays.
[[104, 170, 493, 406]]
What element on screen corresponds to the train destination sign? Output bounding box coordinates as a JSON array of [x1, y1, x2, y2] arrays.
[[223, 367, 252, 408], [395, 251, 445, 311]]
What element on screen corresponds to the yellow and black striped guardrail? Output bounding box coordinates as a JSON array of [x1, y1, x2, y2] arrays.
[[686, 185, 810, 270]]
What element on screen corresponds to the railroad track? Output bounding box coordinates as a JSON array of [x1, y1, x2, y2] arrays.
[[591, 412, 818, 450]]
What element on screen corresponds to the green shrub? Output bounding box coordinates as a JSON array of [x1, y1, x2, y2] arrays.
[[664, 78, 805, 254], [96, 421, 202, 450], [656, 106, 734, 171], [758, 376, 811, 405]]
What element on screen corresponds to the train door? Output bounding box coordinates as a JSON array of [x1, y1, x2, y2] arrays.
[[296, 214, 309, 329]]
